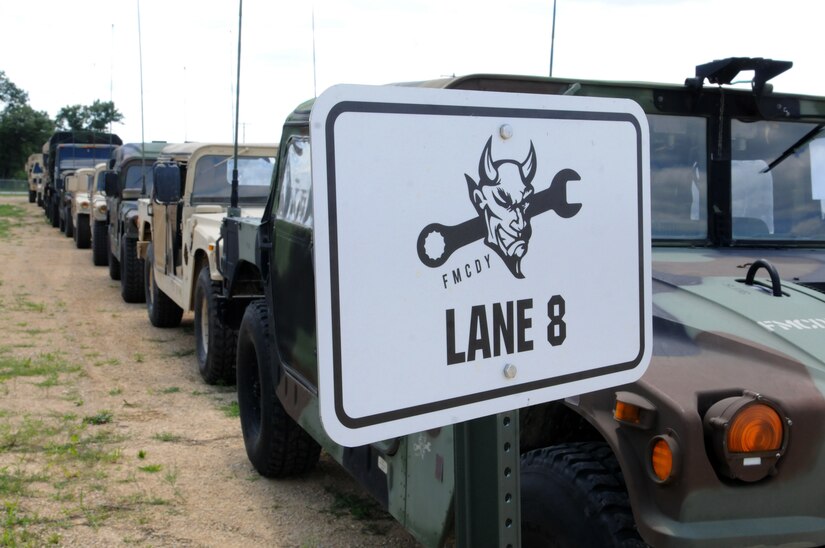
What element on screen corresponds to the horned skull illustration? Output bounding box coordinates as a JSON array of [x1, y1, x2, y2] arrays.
[[466, 137, 537, 278]]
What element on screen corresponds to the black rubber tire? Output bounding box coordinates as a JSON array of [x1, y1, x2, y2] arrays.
[[108, 230, 121, 279], [194, 265, 237, 385], [120, 234, 145, 303], [92, 221, 109, 266], [237, 301, 320, 478], [75, 215, 91, 249], [36, 194, 43, 207], [28, 190, 36, 203], [58, 205, 65, 232], [520, 442, 646, 548], [145, 243, 183, 328], [64, 207, 74, 238], [50, 200, 59, 228]]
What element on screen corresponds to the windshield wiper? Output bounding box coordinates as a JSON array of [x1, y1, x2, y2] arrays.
[[761, 124, 824, 173]]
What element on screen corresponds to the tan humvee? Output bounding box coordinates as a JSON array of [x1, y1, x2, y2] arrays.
[[88, 163, 111, 265], [67, 167, 95, 248], [145, 143, 277, 385], [26, 153, 45, 204]]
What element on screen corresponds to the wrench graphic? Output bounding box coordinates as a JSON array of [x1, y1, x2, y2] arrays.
[[416, 168, 582, 268]]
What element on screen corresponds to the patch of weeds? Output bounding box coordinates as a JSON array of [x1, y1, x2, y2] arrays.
[[0, 352, 80, 384], [191, 390, 208, 396], [219, 401, 240, 418], [323, 485, 390, 522], [152, 432, 180, 443], [94, 358, 120, 367], [14, 322, 27, 327], [2, 501, 38, 546], [82, 411, 113, 425], [138, 464, 162, 473], [163, 465, 178, 487], [169, 348, 195, 358], [0, 204, 26, 238], [14, 295, 46, 313], [108, 387, 123, 396], [146, 337, 170, 343], [137, 450, 146, 460], [133, 353, 144, 363], [159, 386, 180, 394], [0, 467, 48, 497]]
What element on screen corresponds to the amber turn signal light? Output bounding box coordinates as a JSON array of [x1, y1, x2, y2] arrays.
[[727, 403, 783, 453], [614, 401, 641, 424], [651, 438, 673, 481]]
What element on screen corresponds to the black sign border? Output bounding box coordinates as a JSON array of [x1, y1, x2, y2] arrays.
[[324, 100, 646, 429]]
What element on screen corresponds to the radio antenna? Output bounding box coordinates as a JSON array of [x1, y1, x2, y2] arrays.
[[312, 8, 317, 98], [137, 0, 146, 189], [229, 0, 243, 216]]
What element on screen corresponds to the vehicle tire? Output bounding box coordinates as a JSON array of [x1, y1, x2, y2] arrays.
[[194, 265, 237, 385], [50, 200, 59, 228], [520, 442, 646, 548], [92, 222, 108, 266], [28, 190, 36, 203], [237, 301, 320, 478], [63, 206, 73, 237], [58, 206, 65, 232], [120, 234, 145, 303], [145, 243, 183, 328], [75, 215, 91, 249], [36, 194, 43, 207], [108, 232, 121, 280]]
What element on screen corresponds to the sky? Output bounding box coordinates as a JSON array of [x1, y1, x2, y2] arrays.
[[1, 0, 822, 146]]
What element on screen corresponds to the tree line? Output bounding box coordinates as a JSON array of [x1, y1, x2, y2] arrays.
[[0, 70, 123, 179]]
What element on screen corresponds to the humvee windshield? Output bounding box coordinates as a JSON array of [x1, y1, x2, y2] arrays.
[[190, 155, 275, 204], [123, 163, 154, 193], [650, 114, 825, 244]]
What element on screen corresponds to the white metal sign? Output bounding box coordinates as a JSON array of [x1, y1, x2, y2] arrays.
[[311, 84, 651, 446]]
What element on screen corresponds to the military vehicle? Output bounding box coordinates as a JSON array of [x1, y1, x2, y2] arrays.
[[103, 142, 167, 303], [215, 58, 825, 547], [147, 143, 277, 384], [25, 153, 44, 204], [89, 162, 110, 265], [135, 143, 197, 270], [42, 131, 121, 228], [67, 167, 96, 248]]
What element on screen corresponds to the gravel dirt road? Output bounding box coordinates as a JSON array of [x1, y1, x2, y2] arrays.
[[0, 195, 419, 547]]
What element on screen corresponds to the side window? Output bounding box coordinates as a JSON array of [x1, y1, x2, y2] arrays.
[[275, 137, 312, 228]]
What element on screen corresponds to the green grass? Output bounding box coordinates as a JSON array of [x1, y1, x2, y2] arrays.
[[0, 204, 25, 239], [0, 352, 80, 384], [138, 464, 162, 473], [82, 411, 113, 425], [152, 432, 181, 443], [169, 348, 194, 358], [219, 401, 240, 418], [159, 386, 180, 394]]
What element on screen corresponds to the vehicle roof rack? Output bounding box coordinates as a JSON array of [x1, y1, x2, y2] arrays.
[[685, 57, 792, 95]]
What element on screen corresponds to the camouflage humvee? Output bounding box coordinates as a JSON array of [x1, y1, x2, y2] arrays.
[[219, 58, 825, 547], [147, 143, 277, 384], [68, 166, 96, 249]]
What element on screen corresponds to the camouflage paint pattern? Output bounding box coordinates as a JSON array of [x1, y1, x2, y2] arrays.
[[228, 62, 825, 547]]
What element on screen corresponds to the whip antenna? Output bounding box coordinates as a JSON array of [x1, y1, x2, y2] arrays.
[[137, 0, 146, 186], [229, 0, 243, 216]]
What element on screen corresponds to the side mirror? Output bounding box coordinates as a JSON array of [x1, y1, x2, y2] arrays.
[[154, 163, 181, 204], [104, 171, 120, 197]]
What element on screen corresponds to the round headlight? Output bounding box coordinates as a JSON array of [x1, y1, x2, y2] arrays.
[[704, 393, 788, 482], [727, 403, 783, 453]]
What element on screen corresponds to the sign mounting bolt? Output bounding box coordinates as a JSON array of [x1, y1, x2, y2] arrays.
[[503, 363, 517, 379], [499, 124, 513, 140]]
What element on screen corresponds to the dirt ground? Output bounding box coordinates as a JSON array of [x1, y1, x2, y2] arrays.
[[0, 195, 419, 547]]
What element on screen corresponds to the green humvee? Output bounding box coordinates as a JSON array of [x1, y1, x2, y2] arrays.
[[219, 58, 825, 547]]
